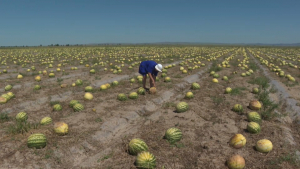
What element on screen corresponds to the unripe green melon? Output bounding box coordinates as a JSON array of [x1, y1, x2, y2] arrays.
[[137, 87, 146, 95], [16, 112, 28, 122], [5, 85, 12, 91], [53, 104, 62, 111], [247, 112, 262, 124], [34, 85, 41, 90], [40, 116, 52, 125], [128, 138, 149, 155], [69, 100, 79, 107], [73, 103, 84, 112], [232, 104, 243, 113], [117, 93, 127, 101], [247, 122, 261, 134], [165, 127, 182, 144], [27, 133, 47, 149], [75, 79, 83, 85], [176, 102, 189, 113], [85, 86, 93, 92], [191, 82, 200, 90]]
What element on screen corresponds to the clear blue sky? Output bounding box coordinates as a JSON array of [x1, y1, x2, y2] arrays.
[[0, 0, 299, 46]]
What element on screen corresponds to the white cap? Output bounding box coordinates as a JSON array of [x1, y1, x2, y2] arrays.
[[155, 64, 163, 72]]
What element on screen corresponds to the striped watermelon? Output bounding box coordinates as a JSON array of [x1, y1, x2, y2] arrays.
[[247, 122, 261, 134], [40, 117, 52, 125], [128, 138, 149, 155], [53, 104, 62, 111], [165, 128, 182, 144], [5, 85, 12, 91], [129, 92, 138, 99], [27, 133, 47, 149], [69, 100, 79, 107], [176, 102, 189, 113], [136, 151, 156, 169], [191, 82, 200, 90], [73, 103, 84, 112], [16, 112, 28, 122], [117, 93, 127, 101], [247, 112, 262, 124], [137, 87, 146, 95]]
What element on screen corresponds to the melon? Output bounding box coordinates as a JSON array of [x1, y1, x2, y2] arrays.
[[16, 112, 28, 122], [247, 112, 262, 124], [232, 104, 243, 113], [27, 133, 47, 149], [112, 81, 119, 86], [176, 102, 189, 113], [40, 116, 52, 125], [5, 85, 12, 91], [53, 104, 62, 111], [130, 78, 135, 83], [252, 87, 259, 94], [17, 74, 23, 79], [7, 92, 15, 99], [84, 92, 93, 100], [191, 82, 200, 90], [34, 85, 41, 90], [105, 83, 111, 89], [49, 73, 55, 77], [73, 103, 84, 111], [69, 100, 79, 107], [1, 94, 10, 101], [90, 69, 95, 74], [249, 100, 262, 110], [213, 73, 219, 78], [100, 84, 107, 90], [185, 92, 194, 99], [128, 138, 149, 155], [85, 86, 93, 92], [247, 122, 261, 134], [227, 155, 245, 169], [149, 87, 156, 94], [164, 77, 171, 82], [35, 76, 41, 81], [60, 84, 68, 88], [136, 151, 156, 169], [212, 78, 218, 83], [256, 139, 273, 153], [210, 71, 215, 75], [0, 96, 7, 104], [117, 93, 127, 101], [182, 70, 188, 74], [53, 122, 68, 135], [129, 92, 138, 99], [223, 76, 228, 81], [75, 79, 83, 85], [165, 127, 182, 144], [225, 87, 232, 94], [161, 73, 167, 77], [229, 134, 246, 149], [241, 73, 246, 77], [137, 87, 146, 95]]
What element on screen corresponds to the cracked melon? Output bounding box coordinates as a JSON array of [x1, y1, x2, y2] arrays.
[[229, 134, 246, 149], [54, 122, 68, 135]]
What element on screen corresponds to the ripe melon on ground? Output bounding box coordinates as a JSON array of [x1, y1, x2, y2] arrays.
[[40, 117, 52, 125], [176, 102, 189, 113], [129, 92, 138, 99], [256, 139, 273, 153], [249, 100, 262, 110], [27, 133, 47, 149], [191, 82, 200, 90], [247, 112, 262, 124], [165, 127, 182, 144], [54, 122, 68, 135], [117, 93, 127, 101], [229, 134, 246, 149], [227, 155, 245, 169], [128, 138, 149, 155], [247, 122, 261, 134], [16, 112, 28, 122], [136, 151, 156, 169]]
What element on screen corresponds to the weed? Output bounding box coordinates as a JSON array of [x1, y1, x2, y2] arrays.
[[174, 74, 183, 78], [44, 149, 54, 159], [56, 78, 63, 83], [230, 87, 246, 95], [95, 118, 102, 123], [248, 62, 259, 72], [6, 121, 39, 134], [163, 102, 176, 109], [50, 101, 60, 106], [31, 72, 39, 76], [248, 76, 270, 89], [256, 89, 279, 120], [268, 152, 300, 167], [0, 112, 10, 123], [208, 61, 222, 72], [211, 96, 224, 106], [170, 142, 185, 148], [100, 153, 113, 161]]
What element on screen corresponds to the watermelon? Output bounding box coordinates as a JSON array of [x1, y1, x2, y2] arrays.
[[227, 155, 245, 169], [128, 138, 149, 155], [137, 87, 146, 95], [232, 104, 243, 113], [165, 128, 182, 144], [49, 73, 55, 77], [129, 92, 138, 99], [112, 81, 119, 86], [185, 92, 194, 99], [54, 122, 68, 135], [0, 97, 7, 104], [100, 84, 107, 90], [164, 77, 171, 82], [73, 103, 84, 112], [85, 86, 93, 92], [75, 79, 83, 85], [176, 102, 189, 113], [247, 122, 261, 134], [247, 112, 262, 124], [27, 133, 47, 149], [40, 117, 52, 125], [149, 87, 156, 94], [16, 112, 28, 122], [136, 151, 156, 169], [191, 82, 200, 90], [229, 134, 246, 149], [69, 100, 79, 107], [256, 139, 273, 153], [5, 85, 12, 91], [117, 93, 127, 101], [249, 100, 262, 110], [53, 104, 62, 111], [34, 85, 41, 90]]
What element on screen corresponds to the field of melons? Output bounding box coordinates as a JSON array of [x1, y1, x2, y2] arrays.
[[0, 46, 300, 169]]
